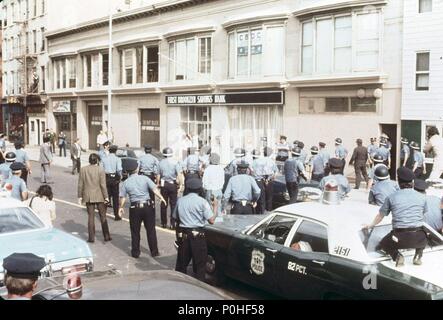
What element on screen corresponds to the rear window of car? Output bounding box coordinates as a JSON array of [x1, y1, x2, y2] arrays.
[[0, 207, 45, 234]]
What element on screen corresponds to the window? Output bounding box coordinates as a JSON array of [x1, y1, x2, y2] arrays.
[[251, 215, 298, 245], [300, 96, 377, 114], [325, 98, 348, 112], [290, 220, 329, 253], [102, 53, 109, 86], [40, 27, 45, 52], [86, 55, 92, 87], [147, 46, 159, 83], [0, 208, 45, 234], [41, 0, 45, 15], [33, 30, 37, 53], [169, 36, 211, 81], [124, 49, 134, 84], [180, 106, 212, 149], [33, 0, 37, 17], [229, 26, 284, 78], [416, 52, 430, 91], [4, 6, 7, 26], [229, 106, 283, 152], [302, 11, 380, 74], [26, 0, 29, 20], [68, 58, 76, 88], [136, 47, 143, 83], [41, 65, 45, 91], [419, 0, 432, 13]]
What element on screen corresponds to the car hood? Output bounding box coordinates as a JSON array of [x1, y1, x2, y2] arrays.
[[380, 249, 443, 291], [207, 214, 269, 234], [0, 228, 93, 273]]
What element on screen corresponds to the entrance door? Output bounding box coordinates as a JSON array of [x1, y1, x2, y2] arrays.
[[88, 106, 103, 150], [140, 109, 160, 151], [380, 124, 398, 179], [29, 120, 37, 146]]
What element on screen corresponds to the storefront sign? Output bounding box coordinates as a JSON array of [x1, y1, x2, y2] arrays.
[[53, 101, 71, 113], [166, 91, 284, 106]]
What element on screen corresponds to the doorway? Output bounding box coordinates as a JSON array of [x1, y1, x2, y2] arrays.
[[140, 109, 160, 151], [380, 124, 398, 179], [28, 117, 46, 146], [88, 105, 103, 150]]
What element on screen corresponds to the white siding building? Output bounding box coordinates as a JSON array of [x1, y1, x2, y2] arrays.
[[401, 0, 443, 168]]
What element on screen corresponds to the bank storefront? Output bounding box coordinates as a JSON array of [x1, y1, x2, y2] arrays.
[[166, 90, 284, 164], [52, 100, 77, 146]]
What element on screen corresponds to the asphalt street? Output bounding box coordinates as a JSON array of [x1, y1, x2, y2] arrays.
[[26, 160, 279, 300]]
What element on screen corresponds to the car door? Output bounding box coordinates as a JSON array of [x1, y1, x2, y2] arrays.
[[228, 214, 299, 294], [276, 219, 331, 299]]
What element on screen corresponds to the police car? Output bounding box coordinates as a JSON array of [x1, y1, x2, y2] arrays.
[[0, 193, 94, 286], [204, 189, 443, 300]]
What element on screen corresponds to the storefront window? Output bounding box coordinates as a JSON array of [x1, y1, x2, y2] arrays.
[[228, 106, 283, 151], [300, 97, 377, 114], [180, 106, 212, 149]]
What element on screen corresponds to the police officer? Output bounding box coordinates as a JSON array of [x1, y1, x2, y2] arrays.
[[251, 148, 278, 214], [378, 138, 391, 168], [319, 158, 351, 200], [414, 179, 443, 234], [226, 148, 247, 176], [139, 144, 160, 206], [368, 165, 399, 206], [14, 142, 31, 185], [284, 147, 308, 204], [296, 141, 309, 167], [2, 253, 46, 300], [334, 138, 348, 175], [100, 143, 123, 221], [158, 147, 184, 229], [183, 147, 202, 194], [308, 146, 325, 183], [119, 159, 166, 258], [364, 167, 428, 267], [0, 152, 15, 186], [349, 139, 369, 190], [276, 135, 290, 162], [367, 137, 378, 167], [199, 145, 212, 169], [173, 178, 216, 282], [400, 138, 411, 168], [5, 162, 28, 201], [223, 161, 261, 215], [410, 141, 426, 178]]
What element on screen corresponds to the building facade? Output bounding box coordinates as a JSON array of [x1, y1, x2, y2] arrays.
[[1, 0, 48, 145], [401, 0, 443, 168], [45, 0, 404, 171]]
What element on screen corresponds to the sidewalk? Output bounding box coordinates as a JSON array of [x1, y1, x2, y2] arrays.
[[5, 142, 92, 169]]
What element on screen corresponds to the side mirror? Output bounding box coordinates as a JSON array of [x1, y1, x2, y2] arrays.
[[63, 273, 83, 300]]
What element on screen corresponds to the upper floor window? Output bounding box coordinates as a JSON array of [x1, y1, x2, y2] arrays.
[[416, 52, 430, 91], [228, 25, 285, 78], [83, 53, 102, 88], [302, 11, 381, 75], [33, 0, 37, 17], [419, 0, 432, 13], [40, 27, 45, 52], [169, 36, 212, 81], [120, 44, 159, 85]]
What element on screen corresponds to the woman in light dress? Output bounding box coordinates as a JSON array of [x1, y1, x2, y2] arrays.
[[26, 185, 56, 227]]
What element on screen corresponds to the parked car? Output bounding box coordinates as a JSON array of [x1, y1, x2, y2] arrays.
[[0, 269, 233, 300], [204, 192, 443, 300], [0, 196, 93, 286]]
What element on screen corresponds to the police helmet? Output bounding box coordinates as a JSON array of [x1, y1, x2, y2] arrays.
[[237, 161, 250, 170], [109, 145, 118, 153], [252, 149, 261, 158], [310, 146, 319, 154], [400, 137, 409, 144], [162, 147, 174, 157], [335, 138, 343, 145], [410, 141, 420, 150], [293, 140, 300, 148], [379, 138, 388, 147], [298, 141, 305, 149], [374, 165, 390, 180], [372, 154, 384, 163], [5, 152, 16, 163], [234, 148, 245, 158], [397, 167, 415, 183], [292, 147, 302, 157], [329, 158, 342, 169], [10, 162, 25, 172], [144, 144, 153, 153]]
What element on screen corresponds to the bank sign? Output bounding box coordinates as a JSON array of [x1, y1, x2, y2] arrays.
[[166, 91, 284, 106]]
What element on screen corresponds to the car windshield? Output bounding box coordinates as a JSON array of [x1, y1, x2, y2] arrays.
[[0, 207, 45, 234], [360, 224, 443, 257]]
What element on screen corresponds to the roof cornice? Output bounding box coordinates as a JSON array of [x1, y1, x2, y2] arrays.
[[293, 0, 387, 18]]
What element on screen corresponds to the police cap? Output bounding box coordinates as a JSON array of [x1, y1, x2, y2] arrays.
[[397, 167, 415, 183], [123, 158, 139, 173], [5, 152, 16, 162], [10, 162, 25, 172], [3, 253, 46, 279], [186, 178, 202, 191], [144, 144, 153, 152], [319, 142, 326, 148], [414, 179, 427, 192], [109, 145, 119, 153], [237, 161, 250, 169], [329, 158, 343, 169]]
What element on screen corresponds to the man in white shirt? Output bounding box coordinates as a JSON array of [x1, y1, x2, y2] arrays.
[[96, 131, 108, 151], [202, 153, 225, 215], [424, 127, 443, 182]]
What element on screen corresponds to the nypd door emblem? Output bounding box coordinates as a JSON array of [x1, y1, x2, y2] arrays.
[[251, 250, 265, 275]]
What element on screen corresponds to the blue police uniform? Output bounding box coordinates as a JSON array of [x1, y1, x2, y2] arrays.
[[276, 142, 290, 162], [139, 153, 160, 206], [183, 154, 202, 194], [400, 144, 410, 167], [158, 158, 183, 228], [319, 174, 351, 199], [252, 157, 278, 214], [0, 163, 12, 185], [284, 158, 307, 204], [5, 175, 27, 201], [377, 146, 391, 165], [14, 149, 30, 184], [120, 173, 159, 258], [309, 154, 325, 182], [319, 149, 330, 166], [368, 180, 400, 206], [335, 145, 348, 174], [226, 157, 250, 176], [223, 174, 261, 215], [413, 151, 425, 178], [100, 152, 123, 220], [173, 191, 214, 281], [367, 144, 378, 159], [424, 195, 443, 233]]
